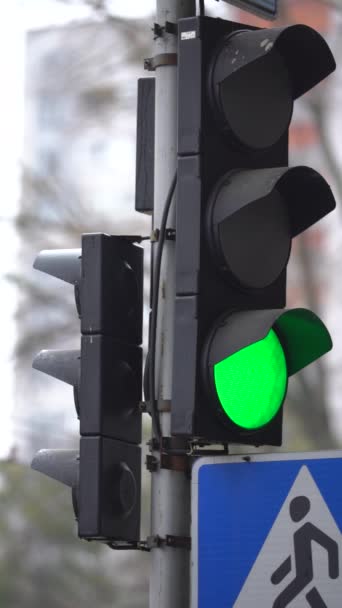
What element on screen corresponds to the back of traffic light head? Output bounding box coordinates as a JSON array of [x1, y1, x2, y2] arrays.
[[31, 233, 143, 544], [172, 16, 336, 446]]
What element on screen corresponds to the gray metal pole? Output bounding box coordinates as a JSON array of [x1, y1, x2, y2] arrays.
[[150, 1, 196, 607]]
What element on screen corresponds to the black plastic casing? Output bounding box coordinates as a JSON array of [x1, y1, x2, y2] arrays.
[[78, 437, 141, 542], [135, 78, 155, 215], [79, 234, 143, 541], [80, 233, 143, 445], [171, 17, 288, 445], [31, 233, 143, 542], [81, 233, 143, 343]]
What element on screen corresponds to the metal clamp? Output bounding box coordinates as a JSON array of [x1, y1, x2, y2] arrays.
[[150, 229, 176, 242], [144, 53, 178, 72], [148, 436, 189, 453], [145, 534, 191, 550], [161, 453, 190, 473], [146, 437, 191, 473]]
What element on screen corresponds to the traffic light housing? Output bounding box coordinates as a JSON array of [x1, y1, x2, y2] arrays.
[[31, 233, 143, 544], [172, 17, 336, 446]]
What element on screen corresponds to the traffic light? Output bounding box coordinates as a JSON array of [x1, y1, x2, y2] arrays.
[[172, 17, 336, 446], [31, 233, 143, 544]]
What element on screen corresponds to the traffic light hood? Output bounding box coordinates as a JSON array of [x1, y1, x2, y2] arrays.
[[207, 166, 336, 289], [32, 449, 79, 488], [34, 248, 81, 285], [205, 308, 332, 377], [212, 24, 336, 101], [210, 166, 335, 235], [33, 349, 80, 387], [210, 24, 335, 149]]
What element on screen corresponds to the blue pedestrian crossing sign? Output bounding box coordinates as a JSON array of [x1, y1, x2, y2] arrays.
[[192, 451, 342, 607]]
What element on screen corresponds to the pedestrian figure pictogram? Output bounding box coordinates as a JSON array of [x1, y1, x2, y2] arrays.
[[271, 495, 339, 607], [230, 464, 342, 607]]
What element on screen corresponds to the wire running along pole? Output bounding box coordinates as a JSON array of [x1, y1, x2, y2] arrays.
[[149, 171, 177, 443]]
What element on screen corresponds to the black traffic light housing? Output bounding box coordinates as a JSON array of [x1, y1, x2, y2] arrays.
[[172, 16, 336, 446], [31, 233, 143, 544], [32, 439, 140, 542]]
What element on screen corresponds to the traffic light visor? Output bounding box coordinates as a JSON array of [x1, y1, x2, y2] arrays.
[[209, 24, 335, 149], [207, 166, 336, 289]]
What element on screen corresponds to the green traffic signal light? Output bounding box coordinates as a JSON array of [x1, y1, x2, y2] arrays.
[[213, 329, 287, 430], [203, 308, 332, 442]]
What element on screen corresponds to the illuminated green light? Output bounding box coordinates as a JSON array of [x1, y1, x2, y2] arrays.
[[213, 329, 287, 430]]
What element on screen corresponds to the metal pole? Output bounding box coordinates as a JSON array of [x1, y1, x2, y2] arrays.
[[150, 1, 196, 607]]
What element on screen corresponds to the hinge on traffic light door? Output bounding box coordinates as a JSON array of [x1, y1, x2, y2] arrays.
[[144, 53, 177, 72]]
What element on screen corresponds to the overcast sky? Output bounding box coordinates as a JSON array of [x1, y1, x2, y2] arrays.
[[16, 0, 155, 28]]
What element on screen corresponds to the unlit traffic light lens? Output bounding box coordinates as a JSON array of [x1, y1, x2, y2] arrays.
[[213, 329, 287, 429]]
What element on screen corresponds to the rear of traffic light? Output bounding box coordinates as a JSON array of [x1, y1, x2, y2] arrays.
[[172, 17, 336, 446], [31, 233, 143, 544]]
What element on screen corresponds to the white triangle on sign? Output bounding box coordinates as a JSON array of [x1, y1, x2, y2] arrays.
[[234, 465, 341, 607]]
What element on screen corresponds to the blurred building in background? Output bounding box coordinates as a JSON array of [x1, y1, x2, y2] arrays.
[[24, 19, 142, 216], [3, 10, 151, 608], [15, 16, 149, 458]]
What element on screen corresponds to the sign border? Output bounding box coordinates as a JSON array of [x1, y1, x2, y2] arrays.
[[191, 449, 342, 608]]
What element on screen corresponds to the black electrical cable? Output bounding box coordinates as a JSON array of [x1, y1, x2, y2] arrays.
[[199, 0, 205, 16], [149, 172, 177, 444]]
